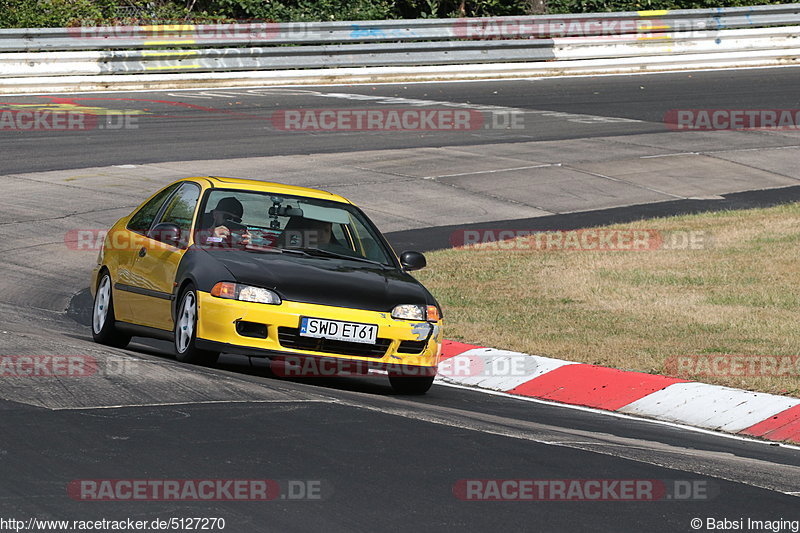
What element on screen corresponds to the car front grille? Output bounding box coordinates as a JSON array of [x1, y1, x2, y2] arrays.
[[277, 327, 391, 358]]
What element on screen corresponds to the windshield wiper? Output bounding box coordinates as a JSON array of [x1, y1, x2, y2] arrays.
[[295, 247, 387, 267], [242, 245, 388, 267], [239, 245, 283, 254], [240, 245, 308, 256]]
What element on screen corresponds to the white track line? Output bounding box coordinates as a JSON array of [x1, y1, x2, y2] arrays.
[[49, 399, 327, 411]]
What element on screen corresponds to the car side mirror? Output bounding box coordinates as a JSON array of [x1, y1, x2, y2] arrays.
[[149, 222, 182, 247], [400, 251, 426, 271]]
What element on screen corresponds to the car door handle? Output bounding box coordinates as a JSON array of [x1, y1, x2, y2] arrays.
[[138, 247, 147, 258]]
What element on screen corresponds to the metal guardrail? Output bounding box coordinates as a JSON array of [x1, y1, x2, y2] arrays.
[[0, 4, 798, 79]]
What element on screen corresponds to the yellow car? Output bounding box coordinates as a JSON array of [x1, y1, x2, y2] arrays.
[[90, 177, 442, 394]]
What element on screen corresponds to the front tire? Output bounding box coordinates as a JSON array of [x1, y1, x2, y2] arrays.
[[91, 272, 131, 349], [174, 286, 219, 366]]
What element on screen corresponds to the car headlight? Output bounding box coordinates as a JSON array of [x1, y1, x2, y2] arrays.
[[211, 282, 281, 305], [392, 304, 440, 322]]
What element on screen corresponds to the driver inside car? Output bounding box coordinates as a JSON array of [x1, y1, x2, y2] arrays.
[[198, 196, 251, 246]]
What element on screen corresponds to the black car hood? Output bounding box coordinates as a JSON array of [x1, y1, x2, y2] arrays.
[[201, 248, 433, 312]]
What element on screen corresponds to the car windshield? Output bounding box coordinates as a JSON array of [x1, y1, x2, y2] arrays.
[[196, 189, 396, 267]]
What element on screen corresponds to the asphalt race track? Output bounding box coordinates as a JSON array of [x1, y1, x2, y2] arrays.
[[0, 66, 799, 174], [1, 67, 800, 532]]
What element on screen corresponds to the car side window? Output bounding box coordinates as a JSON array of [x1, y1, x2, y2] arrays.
[[155, 183, 201, 246], [127, 183, 181, 235]]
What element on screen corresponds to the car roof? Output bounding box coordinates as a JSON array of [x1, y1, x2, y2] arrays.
[[187, 176, 352, 204]]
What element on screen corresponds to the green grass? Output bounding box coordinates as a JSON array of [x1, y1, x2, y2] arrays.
[[417, 202, 800, 397]]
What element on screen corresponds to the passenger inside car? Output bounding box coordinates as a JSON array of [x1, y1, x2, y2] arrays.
[[280, 217, 337, 248]]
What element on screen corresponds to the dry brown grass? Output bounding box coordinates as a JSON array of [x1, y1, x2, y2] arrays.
[[416, 203, 800, 397]]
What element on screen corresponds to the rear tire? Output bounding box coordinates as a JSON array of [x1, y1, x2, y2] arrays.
[[174, 285, 219, 366], [389, 374, 435, 395], [91, 272, 131, 349]]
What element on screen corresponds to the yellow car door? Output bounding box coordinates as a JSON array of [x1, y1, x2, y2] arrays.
[[104, 223, 145, 323], [110, 182, 182, 323], [125, 182, 202, 331]]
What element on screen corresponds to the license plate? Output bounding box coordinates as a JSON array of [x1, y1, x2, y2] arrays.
[[299, 317, 378, 344]]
